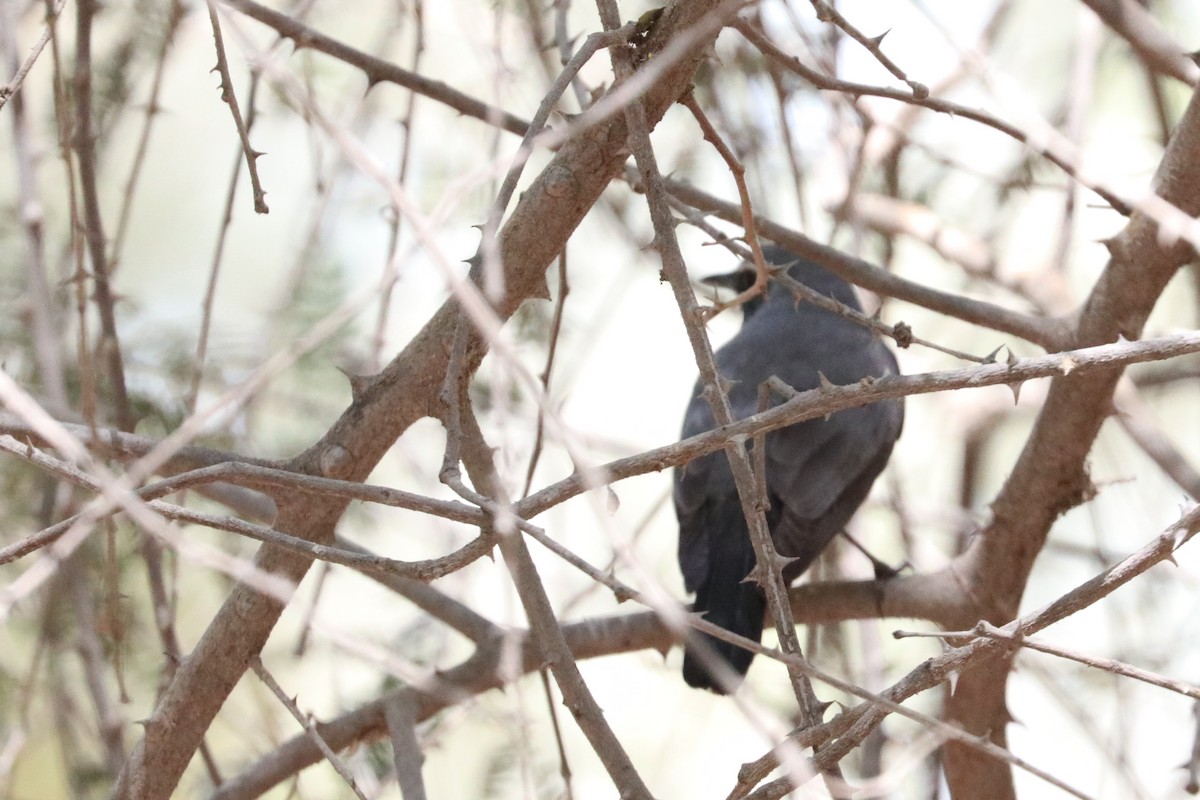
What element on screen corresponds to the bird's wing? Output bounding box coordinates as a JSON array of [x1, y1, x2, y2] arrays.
[[675, 447, 727, 593], [741, 330, 903, 562], [764, 402, 899, 518]]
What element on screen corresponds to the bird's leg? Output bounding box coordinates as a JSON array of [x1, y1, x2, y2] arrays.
[[838, 529, 907, 580]]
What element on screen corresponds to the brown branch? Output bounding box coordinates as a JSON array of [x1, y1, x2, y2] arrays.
[[773, 268, 997, 364], [0, 0, 67, 111], [440, 332, 652, 799], [190, 62, 270, 412], [221, 0, 532, 137], [488, 25, 631, 225], [732, 17, 1134, 218], [836, 192, 1062, 315], [659, 175, 1069, 348], [333, 535, 500, 645], [384, 692, 427, 800], [371, 4, 425, 371], [1188, 700, 1200, 794], [250, 657, 367, 799], [609, 3, 845, 789], [109, 0, 189, 263], [669, 203, 992, 363], [205, 0, 268, 213], [3, 5, 68, 407], [74, 0, 136, 432], [0, 436, 494, 580], [939, 81, 1200, 800], [211, 504, 1198, 799], [806, 0, 928, 99], [899, 622, 1200, 703], [1114, 380, 1200, 500], [0, 412, 278, 520], [517, 331, 1200, 522], [210, 610, 670, 799], [1081, 0, 1199, 86], [6, 327, 1199, 573], [678, 89, 771, 315], [736, 505, 1200, 798], [521, 253, 570, 497], [112, 3, 732, 796], [66, 554, 127, 777], [602, 0, 779, 696]]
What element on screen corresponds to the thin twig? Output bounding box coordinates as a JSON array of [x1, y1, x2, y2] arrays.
[[440, 352, 654, 798], [74, 0, 137, 432], [209, 500, 1200, 800], [521, 252, 571, 498], [1113, 379, 1200, 500], [0, 0, 68, 111], [487, 25, 631, 226], [733, 17, 1132, 217], [538, 669, 576, 800], [806, 0, 928, 98], [678, 88, 770, 317], [371, 1, 425, 371], [1080, 0, 1199, 85], [3, 0, 68, 406], [687, 227, 1007, 364], [835, 193, 1059, 315], [333, 535, 500, 644], [0, 434, 493, 582], [517, 331, 1200, 521], [659, 173, 1069, 348], [894, 622, 1200, 702], [189, 70, 264, 412], [222, 0, 531, 136], [600, 0, 839, 790], [205, 0, 269, 213], [735, 506, 1200, 799], [251, 656, 368, 800], [67, 554, 127, 776], [109, 0, 189, 265], [1187, 699, 1200, 794]]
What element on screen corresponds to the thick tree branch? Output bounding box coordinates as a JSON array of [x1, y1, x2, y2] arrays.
[[221, 0, 531, 137], [940, 83, 1200, 800], [213, 506, 1198, 799], [658, 176, 1070, 349], [1081, 0, 1200, 86], [112, 4, 731, 796]]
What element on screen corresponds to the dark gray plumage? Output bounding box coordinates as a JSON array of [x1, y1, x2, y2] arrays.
[[675, 246, 903, 693]]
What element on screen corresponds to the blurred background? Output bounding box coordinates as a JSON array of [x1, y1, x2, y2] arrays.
[[2, 0, 1200, 797]]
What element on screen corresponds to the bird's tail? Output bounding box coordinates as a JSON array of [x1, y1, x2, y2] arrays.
[[682, 501, 766, 693]]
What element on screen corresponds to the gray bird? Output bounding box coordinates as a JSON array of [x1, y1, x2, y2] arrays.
[[675, 245, 904, 692]]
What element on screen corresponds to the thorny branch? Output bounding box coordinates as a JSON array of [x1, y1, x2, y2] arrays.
[[109, 3, 734, 796], [73, 0, 136, 433], [205, 0, 269, 213], [210, 505, 1198, 799], [5, 2, 1200, 799], [250, 657, 366, 799], [734, 505, 1200, 799], [6, 330, 1199, 570], [0, 0, 68, 111]]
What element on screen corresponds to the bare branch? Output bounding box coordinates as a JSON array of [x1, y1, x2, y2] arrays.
[[384, 693, 427, 800], [1081, 0, 1200, 85], [659, 175, 1069, 348], [204, 1, 268, 213], [250, 657, 367, 800], [0, 0, 67, 111]]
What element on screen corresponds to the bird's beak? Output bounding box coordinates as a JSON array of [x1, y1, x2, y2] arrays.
[[701, 269, 756, 293]]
